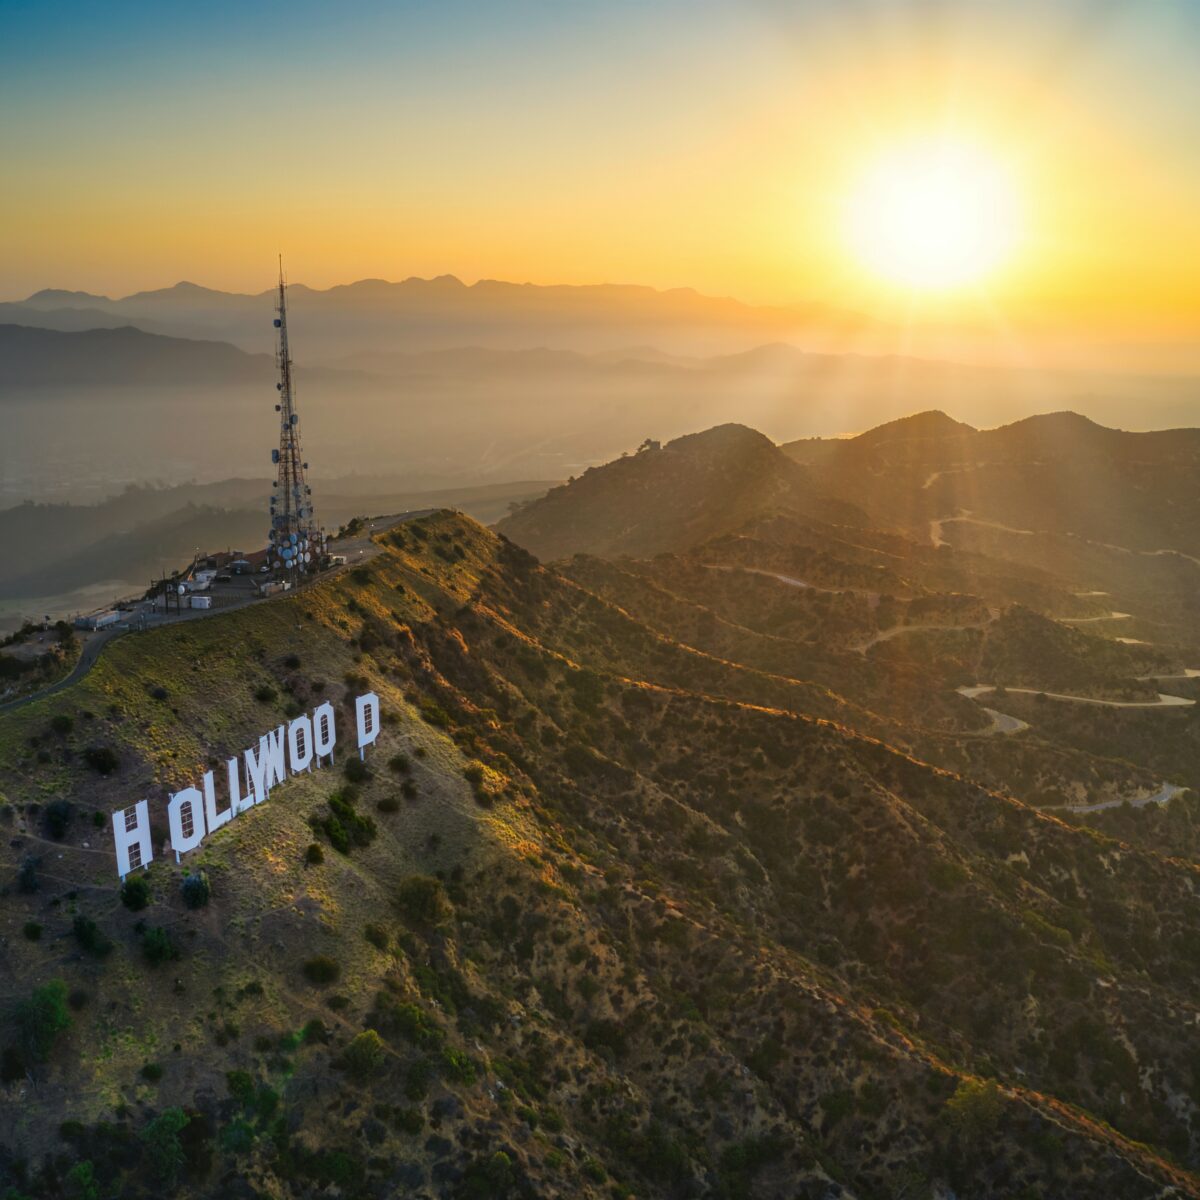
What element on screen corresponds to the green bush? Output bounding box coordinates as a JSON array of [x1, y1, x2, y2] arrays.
[[364, 923, 389, 951], [944, 1078, 1003, 1142], [50, 714, 74, 736], [64, 1160, 99, 1200], [253, 684, 277, 703], [73, 915, 113, 957], [140, 1107, 189, 1182], [343, 756, 370, 784], [84, 745, 119, 775], [121, 876, 151, 911], [15, 978, 71, 1061], [303, 955, 340, 985], [389, 753, 411, 774], [23, 921, 42, 941], [142, 926, 179, 967], [45, 799, 72, 839], [141, 1062, 164, 1082], [305, 842, 324, 865], [342, 1029, 387, 1079], [181, 872, 211, 909], [396, 875, 451, 926]]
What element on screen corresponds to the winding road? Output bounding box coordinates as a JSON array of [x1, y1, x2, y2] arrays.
[[957, 684, 1194, 709]]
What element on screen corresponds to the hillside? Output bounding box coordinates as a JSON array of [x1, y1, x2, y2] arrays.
[[782, 410, 1200, 559], [495, 425, 867, 560], [0, 325, 274, 389], [4, 512, 1200, 1198]]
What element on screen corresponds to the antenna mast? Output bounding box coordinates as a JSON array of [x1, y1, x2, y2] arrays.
[[268, 259, 322, 574]]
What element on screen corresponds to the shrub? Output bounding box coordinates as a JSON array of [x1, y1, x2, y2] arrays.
[[396, 875, 451, 926], [394, 1107, 424, 1135], [140, 1107, 189, 1183], [45, 800, 72, 839], [15, 978, 71, 1061], [303, 955, 340, 985], [944, 1078, 1003, 1142], [141, 1062, 164, 1082], [83, 745, 119, 775], [364, 923, 389, 951], [284, 654, 301, 670], [17, 857, 39, 893], [73, 915, 113, 958], [253, 684, 277, 704], [318, 786, 376, 855], [180, 872, 211, 909], [142, 926, 179, 967], [388, 753, 411, 774], [121, 876, 151, 911], [226, 1068, 255, 1105], [49, 713, 73, 735], [376, 795, 400, 814], [401, 780, 418, 800], [342, 1029, 387, 1079], [149, 685, 169, 702], [343, 756, 370, 784], [305, 842, 325, 865], [440, 1046, 476, 1085], [64, 1160, 99, 1200]]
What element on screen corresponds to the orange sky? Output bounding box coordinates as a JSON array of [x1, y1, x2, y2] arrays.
[[2, 1, 1199, 337]]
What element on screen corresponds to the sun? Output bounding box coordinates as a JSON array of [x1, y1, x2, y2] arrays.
[[844, 139, 1020, 291]]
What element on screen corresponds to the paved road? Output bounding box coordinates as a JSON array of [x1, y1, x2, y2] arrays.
[[1064, 782, 1186, 814], [977, 706, 1030, 735], [0, 510, 432, 716], [957, 683, 1194, 709]]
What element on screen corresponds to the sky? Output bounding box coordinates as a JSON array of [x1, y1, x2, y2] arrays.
[[2, 0, 1200, 333]]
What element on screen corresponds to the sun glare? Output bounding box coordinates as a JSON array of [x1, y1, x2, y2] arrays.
[[844, 139, 1020, 291]]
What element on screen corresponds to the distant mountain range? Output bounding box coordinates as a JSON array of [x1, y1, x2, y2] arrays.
[[14, 276, 871, 360]]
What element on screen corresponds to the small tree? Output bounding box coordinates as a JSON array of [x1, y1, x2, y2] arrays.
[[141, 1107, 189, 1183], [121, 875, 151, 911], [342, 1029, 387, 1079], [64, 1160, 99, 1200], [944, 1078, 1003, 1143], [16, 978, 71, 1061], [83, 745, 119, 775], [303, 955, 340, 985], [45, 799, 72, 840], [142, 926, 179, 967], [396, 874, 451, 926], [181, 872, 210, 909]]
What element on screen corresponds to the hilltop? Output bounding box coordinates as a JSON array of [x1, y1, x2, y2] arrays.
[[495, 425, 866, 560], [3, 510, 1200, 1198]]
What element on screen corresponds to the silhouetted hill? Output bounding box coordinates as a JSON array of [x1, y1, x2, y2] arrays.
[[0, 324, 272, 388], [496, 424, 866, 559], [782, 409, 1200, 556]]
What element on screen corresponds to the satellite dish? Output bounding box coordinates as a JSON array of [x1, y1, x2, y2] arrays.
[[177, 584, 186, 596], [304, 552, 311, 563]]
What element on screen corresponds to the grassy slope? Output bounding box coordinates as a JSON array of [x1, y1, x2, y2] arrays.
[[0, 512, 1199, 1198]]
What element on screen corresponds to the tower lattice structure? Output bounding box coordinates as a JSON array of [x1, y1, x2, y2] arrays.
[[268, 261, 322, 572]]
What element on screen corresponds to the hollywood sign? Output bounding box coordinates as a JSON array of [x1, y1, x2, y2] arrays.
[[111, 692, 380, 878]]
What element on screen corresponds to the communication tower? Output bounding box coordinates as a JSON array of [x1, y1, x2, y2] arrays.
[[268, 260, 323, 573]]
